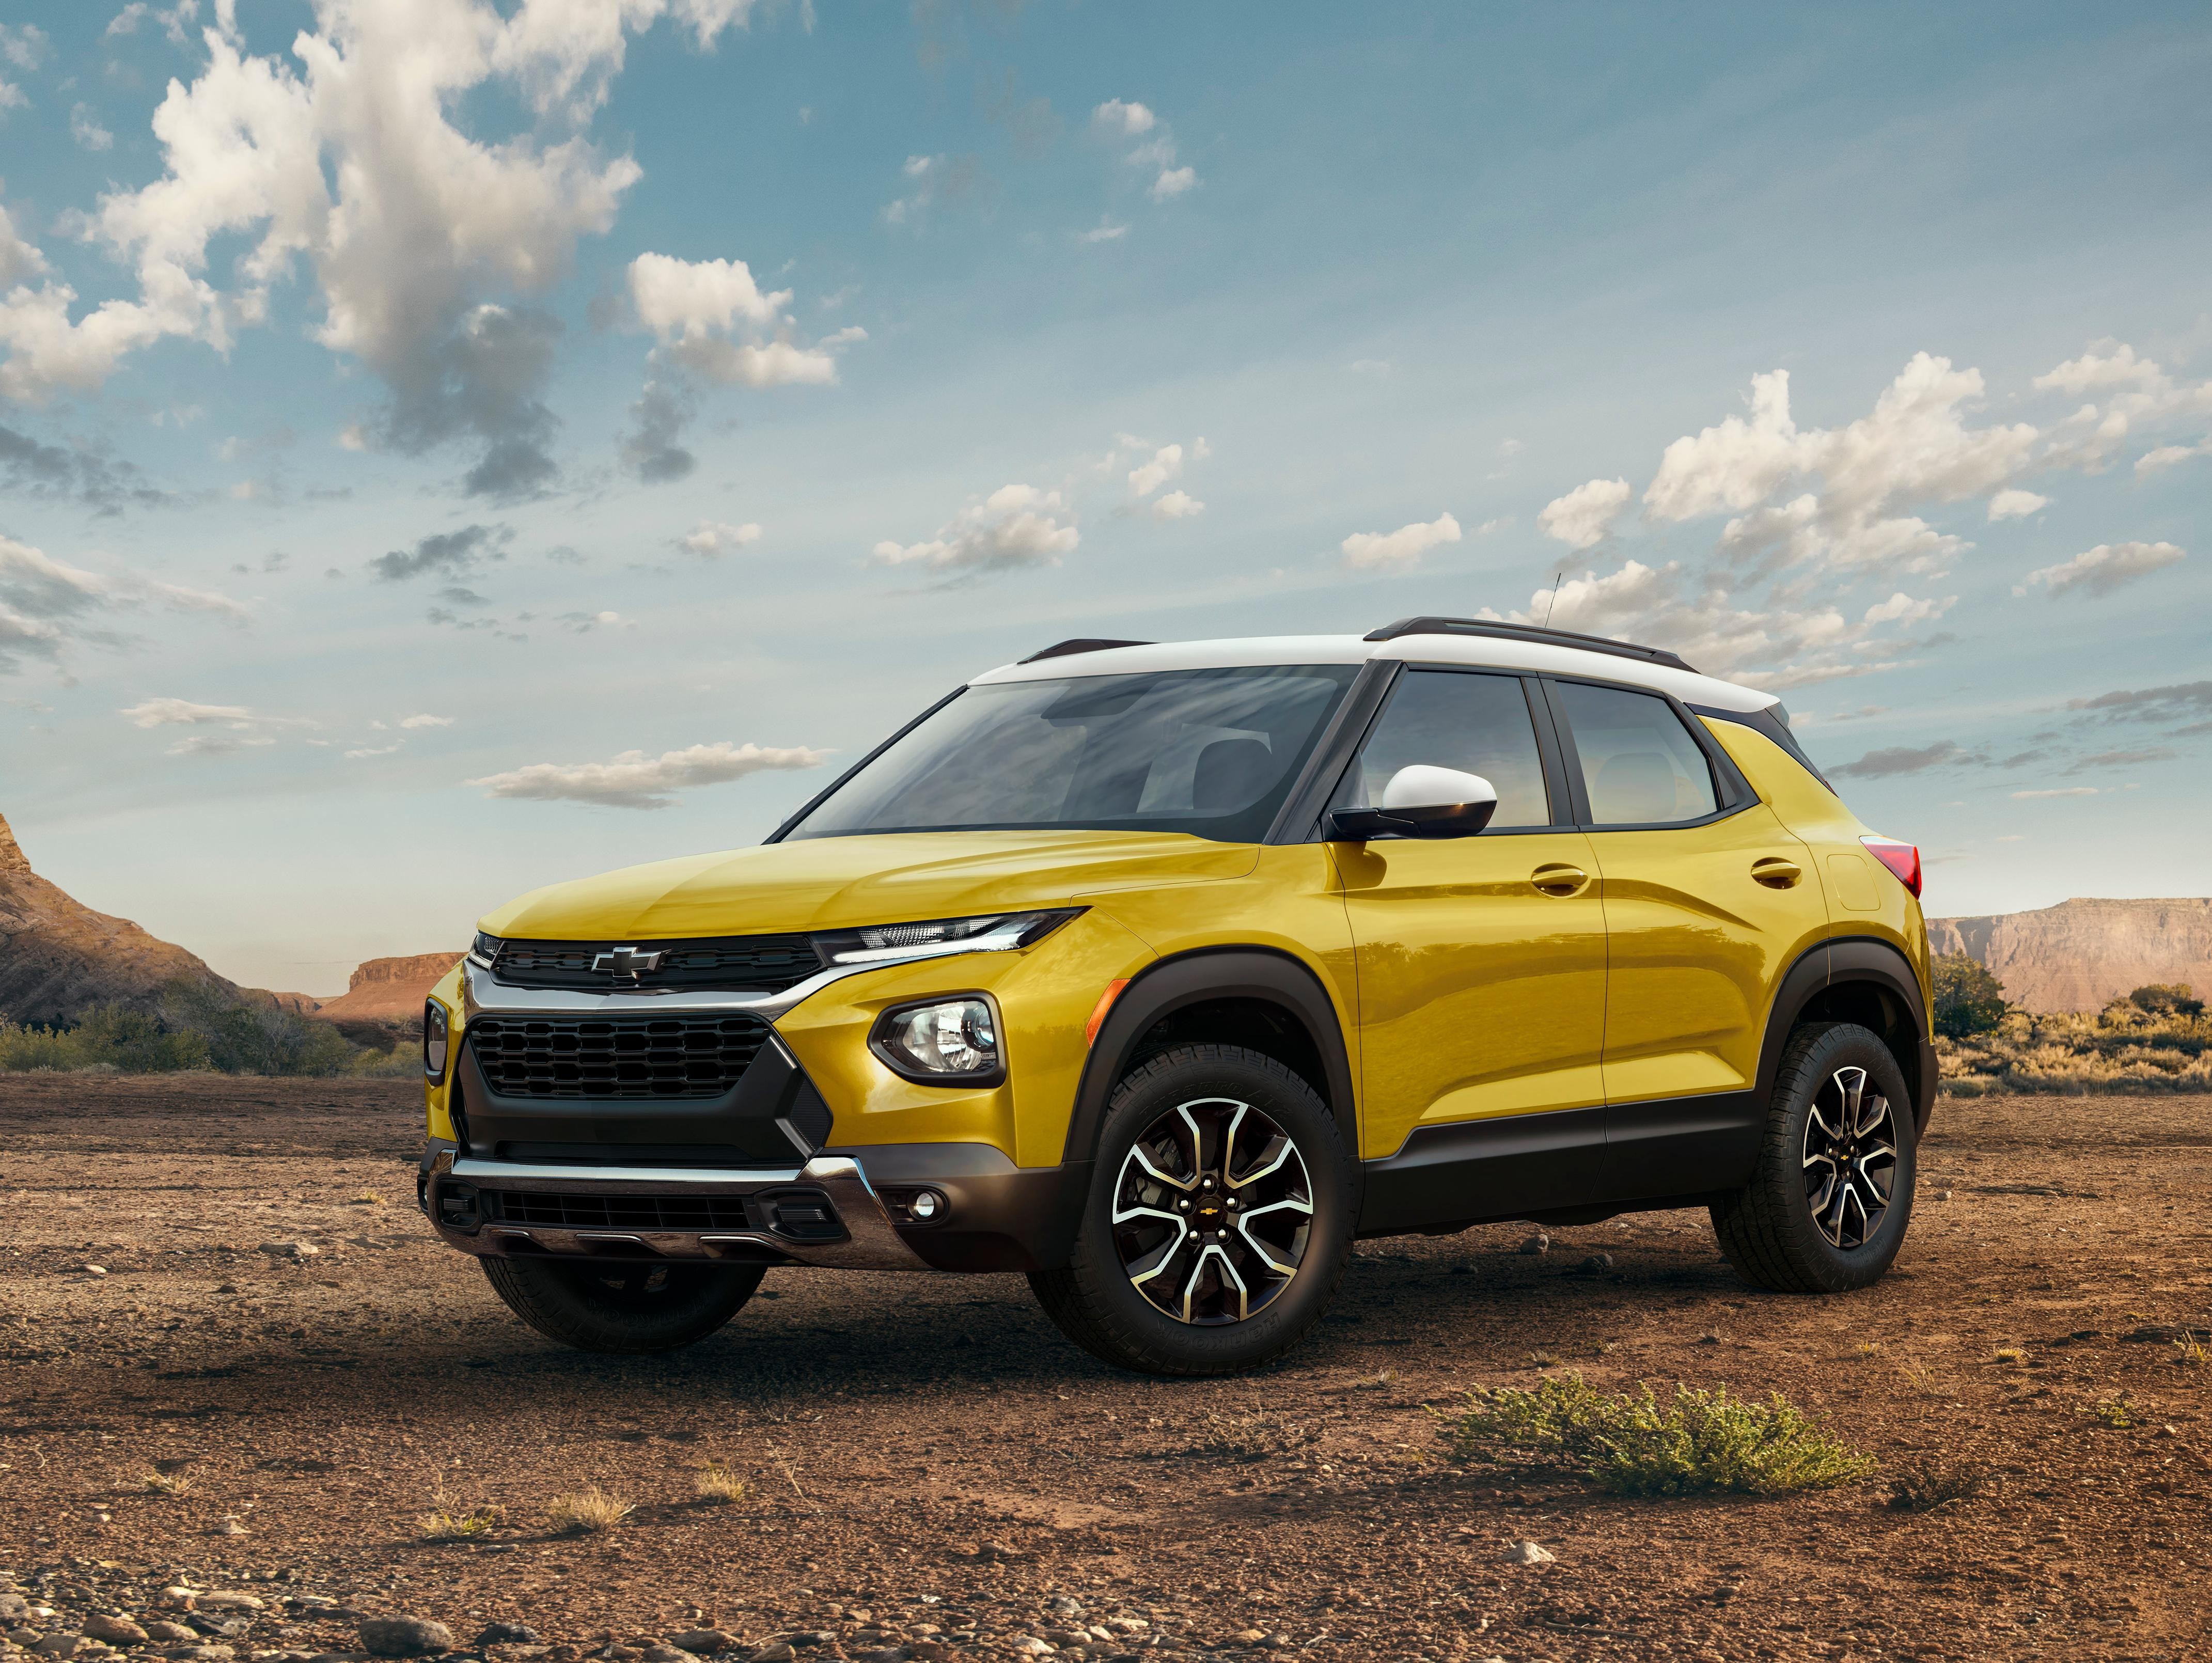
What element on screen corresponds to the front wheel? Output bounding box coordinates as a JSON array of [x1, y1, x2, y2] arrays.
[[481, 1257, 765, 1353], [1028, 1043, 1356, 1376], [1711, 1021, 1917, 1294]]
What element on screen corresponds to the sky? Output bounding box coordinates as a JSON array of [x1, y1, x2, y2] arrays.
[[2, 0, 2209, 996]]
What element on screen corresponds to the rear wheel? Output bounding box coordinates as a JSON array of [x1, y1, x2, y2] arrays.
[[1028, 1043, 1355, 1376], [1711, 1021, 1917, 1294], [481, 1257, 765, 1353]]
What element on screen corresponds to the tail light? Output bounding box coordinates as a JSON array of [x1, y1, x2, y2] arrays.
[[1861, 835, 1921, 899]]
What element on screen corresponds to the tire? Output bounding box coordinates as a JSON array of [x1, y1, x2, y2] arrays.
[[480, 1257, 765, 1353], [1711, 1021, 1917, 1294], [1027, 1043, 1356, 1376]]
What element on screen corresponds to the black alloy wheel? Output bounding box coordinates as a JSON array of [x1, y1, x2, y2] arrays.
[[1111, 1095, 1315, 1324], [1711, 1020, 1918, 1295], [1029, 1042, 1355, 1376], [1801, 1063, 1898, 1250]]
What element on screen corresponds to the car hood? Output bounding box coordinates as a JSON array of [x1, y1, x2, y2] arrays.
[[478, 829, 1259, 941]]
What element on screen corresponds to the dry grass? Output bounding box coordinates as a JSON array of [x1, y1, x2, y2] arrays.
[[694, 1463, 747, 1504], [142, 1469, 193, 1497], [546, 1486, 634, 1533], [1994, 1347, 2026, 1365], [1938, 993, 2212, 1095], [417, 1492, 503, 1542], [2175, 1333, 2211, 1368]]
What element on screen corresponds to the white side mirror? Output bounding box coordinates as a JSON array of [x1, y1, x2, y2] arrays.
[[1330, 765, 1499, 841]]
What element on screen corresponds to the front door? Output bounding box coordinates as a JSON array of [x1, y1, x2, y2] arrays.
[[1542, 678, 1832, 1200], [1332, 668, 1610, 1219]]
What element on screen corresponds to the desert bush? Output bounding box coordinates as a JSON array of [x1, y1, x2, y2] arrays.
[[1937, 987, 2212, 1094], [1884, 1457, 1987, 1512], [694, 1463, 747, 1504], [1434, 1373, 1873, 1496], [160, 979, 360, 1076], [417, 1492, 503, 1541], [1932, 953, 2009, 1038], [0, 1005, 212, 1073], [546, 1487, 633, 1532]]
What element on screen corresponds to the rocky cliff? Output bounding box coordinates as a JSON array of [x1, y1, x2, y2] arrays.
[[0, 810, 247, 1027], [314, 951, 466, 1022], [1928, 897, 2212, 1013]]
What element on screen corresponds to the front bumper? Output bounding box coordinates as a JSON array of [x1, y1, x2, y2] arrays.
[[419, 1141, 1086, 1274]]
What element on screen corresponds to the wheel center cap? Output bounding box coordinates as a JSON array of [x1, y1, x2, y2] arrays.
[[1194, 1196, 1227, 1229]]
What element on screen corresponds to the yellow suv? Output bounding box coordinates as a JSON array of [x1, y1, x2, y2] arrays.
[[418, 618, 1933, 1376]]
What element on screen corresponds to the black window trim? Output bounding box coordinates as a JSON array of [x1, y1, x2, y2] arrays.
[[1540, 671, 1759, 834], [1293, 660, 1580, 842]]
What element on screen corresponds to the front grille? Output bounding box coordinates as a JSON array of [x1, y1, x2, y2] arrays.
[[482, 1189, 758, 1230], [488, 934, 823, 993], [467, 1014, 771, 1100]]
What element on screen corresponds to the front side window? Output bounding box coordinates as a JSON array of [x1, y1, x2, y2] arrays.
[[1330, 669, 1553, 831], [784, 665, 1358, 843], [1552, 681, 1720, 826]]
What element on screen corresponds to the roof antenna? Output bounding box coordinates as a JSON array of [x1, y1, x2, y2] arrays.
[[1540, 569, 1564, 627]]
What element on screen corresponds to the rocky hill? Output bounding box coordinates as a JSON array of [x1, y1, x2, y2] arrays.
[[1928, 897, 2212, 1013], [0, 810, 248, 1027], [315, 952, 466, 1022]]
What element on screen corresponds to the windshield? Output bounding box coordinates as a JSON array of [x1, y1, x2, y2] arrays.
[[783, 665, 1360, 842]]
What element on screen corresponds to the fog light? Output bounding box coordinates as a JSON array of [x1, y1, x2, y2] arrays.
[[909, 1189, 945, 1222], [434, 1180, 479, 1231]]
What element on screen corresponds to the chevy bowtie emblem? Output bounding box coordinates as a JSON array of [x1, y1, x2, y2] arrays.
[[592, 945, 666, 977]]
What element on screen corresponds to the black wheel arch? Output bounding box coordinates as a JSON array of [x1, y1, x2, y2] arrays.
[[1759, 936, 1936, 1133], [1057, 946, 1359, 1166]]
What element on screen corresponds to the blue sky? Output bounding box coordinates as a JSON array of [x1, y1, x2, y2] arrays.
[[2, 0, 2208, 994]]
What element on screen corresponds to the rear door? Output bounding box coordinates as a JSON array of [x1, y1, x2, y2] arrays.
[[1542, 677, 1830, 1202], [1331, 668, 1608, 1206]]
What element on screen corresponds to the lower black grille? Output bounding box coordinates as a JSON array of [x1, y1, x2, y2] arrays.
[[483, 1190, 757, 1231], [467, 1014, 771, 1100]]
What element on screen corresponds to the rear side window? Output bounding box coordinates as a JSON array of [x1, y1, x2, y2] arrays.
[[1552, 681, 1719, 826], [1334, 669, 1553, 829]]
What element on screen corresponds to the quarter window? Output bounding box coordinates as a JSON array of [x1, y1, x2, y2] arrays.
[[1334, 670, 1552, 830], [1552, 681, 1719, 826]]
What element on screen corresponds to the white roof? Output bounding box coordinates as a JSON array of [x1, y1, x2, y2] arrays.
[[971, 631, 1777, 714]]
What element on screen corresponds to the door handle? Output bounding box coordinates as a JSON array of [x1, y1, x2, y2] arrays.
[[1531, 863, 1589, 896], [1751, 856, 1803, 889]]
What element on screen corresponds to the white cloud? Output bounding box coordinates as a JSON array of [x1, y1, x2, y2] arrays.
[[2136, 439, 2210, 476], [121, 697, 254, 728], [0, 24, 48, 69], [1128, 442, 1186, 498], [2034, 340, 2212, 471], [2012, 787, 2099, 799], [70, 104, 114, 151], [626, 252, 848, 387], [882, 152, 979, 227], [1091, 99, 1155, 137], [470, 738, 828, 809], [1076, 220, 1128, 244], [168, 732, 275, 757], [398, 713, 453, 729], [1148, 489, 1203, 520], [1341, 512, 1462, 572], [1149, 165, 1197, 201], [344, 741, 402, 758], [1538, 477, 1631, 550], [1987, 488, 2049, 521], [873, 484, 1079, 578], [1862, 591, 1954, 626], [679, 520, 763, 556], [2016, 540, 2185, 599], [1093, 98, 1197, 206], [1, 536, 249, 673], [0, 0, 760, 493]]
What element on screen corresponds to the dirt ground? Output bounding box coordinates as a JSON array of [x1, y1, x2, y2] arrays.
[[3, 1075, 2209, 1663]]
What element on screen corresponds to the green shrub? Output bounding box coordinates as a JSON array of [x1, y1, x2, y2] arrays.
[[160, 979, 359, 1076], [2127, 982, 2205, 1018], [0, 1005, 212, 1072], [1931, 952, 2008, 1038], [1434, 1372, 1873, 1496]]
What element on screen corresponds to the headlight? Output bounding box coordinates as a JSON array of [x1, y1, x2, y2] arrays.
[[468, 932, 502, 969], [423, 1000, 450, 1081], [817, 909, 1080, 967], [870, 996, 1003, 1086]]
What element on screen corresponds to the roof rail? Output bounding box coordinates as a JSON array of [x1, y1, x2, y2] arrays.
[[1018, 637, 1155, 665], [1363, 616, 1698, 674]]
